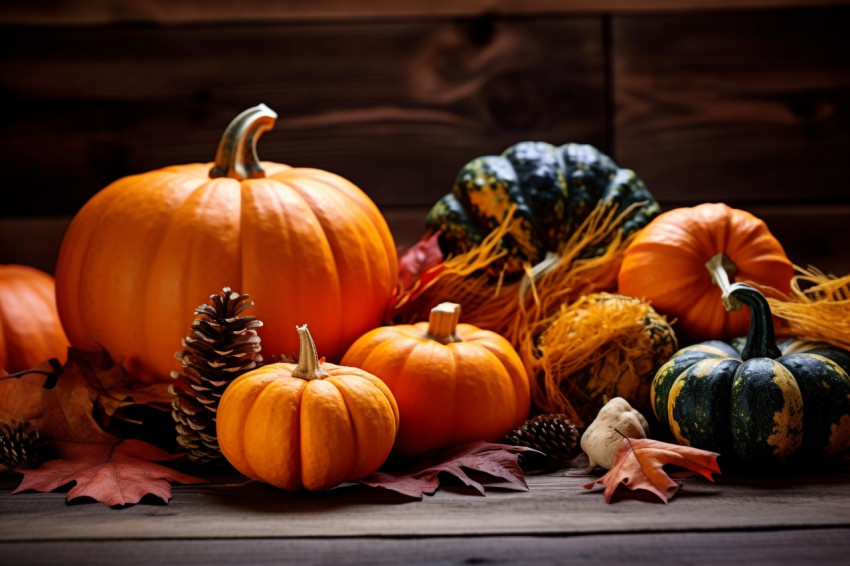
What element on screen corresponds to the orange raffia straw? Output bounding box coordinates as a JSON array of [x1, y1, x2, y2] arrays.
[[767, 265, 850, 350], [392, 200, 647, 418]]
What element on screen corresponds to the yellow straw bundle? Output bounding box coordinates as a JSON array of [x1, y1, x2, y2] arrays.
[[768, 266, 850, 350]]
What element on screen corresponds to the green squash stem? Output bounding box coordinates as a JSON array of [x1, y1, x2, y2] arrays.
[[727, 283, 783, 361], [209, 103, 277, 181], [706, 253, 782, 360], [291, 325, 328, 381]]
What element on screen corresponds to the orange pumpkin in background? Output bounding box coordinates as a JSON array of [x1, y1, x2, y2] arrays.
[[54, 104, 397, 385], [617, 203, 794, 342], [341, 302, 531, 457], [0, 264, 69, 373], [217, 325, 399, 491]]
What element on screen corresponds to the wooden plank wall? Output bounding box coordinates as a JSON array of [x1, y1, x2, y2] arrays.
[[1, 1, 849, 275]]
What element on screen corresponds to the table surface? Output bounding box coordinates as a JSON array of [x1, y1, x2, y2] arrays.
[[2, 452, 850, 566]]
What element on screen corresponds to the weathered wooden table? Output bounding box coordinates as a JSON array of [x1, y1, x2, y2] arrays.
[[3, 454, 849, 565]]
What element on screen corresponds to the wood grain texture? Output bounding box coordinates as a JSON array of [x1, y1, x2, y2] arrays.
[[2, 458, 850, 542], [0, 16, 605, 216], [3, 0, 850, 25], [613, 8, 850, 206], [2, 529, 849, 566]]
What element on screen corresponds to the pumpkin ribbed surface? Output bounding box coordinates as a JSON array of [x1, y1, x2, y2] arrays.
[[217, 326, 399, 491], [341, 305, 531, 456], [0, 264, 69, 373], [618, 203, 794, 342], [55, 107, 397, 385]]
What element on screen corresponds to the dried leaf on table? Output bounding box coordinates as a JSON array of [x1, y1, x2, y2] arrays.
[[63, 348, 173, 419], [360, 441, 535, 499], [584, 437, 720, 504], [13, 437, 207, 506], [0, 357, 112, 444]]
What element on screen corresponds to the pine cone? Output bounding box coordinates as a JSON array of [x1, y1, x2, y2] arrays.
[[504, 414, 580, 472], [170, 287, 263, 465], [0, 420, 41, 470]]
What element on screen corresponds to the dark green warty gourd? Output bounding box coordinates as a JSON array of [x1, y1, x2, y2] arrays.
[[652, 282, 850, 467], [425, 141, 660, 275]]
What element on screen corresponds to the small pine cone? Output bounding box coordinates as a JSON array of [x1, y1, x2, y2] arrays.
[[170, 287, 263, 465], [504, 414, 580, 472], [0, 420, 41, 470]]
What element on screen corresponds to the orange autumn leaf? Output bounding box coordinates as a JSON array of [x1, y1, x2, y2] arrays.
[[584, 437, 720, 503], [13, 437, 207, 506]]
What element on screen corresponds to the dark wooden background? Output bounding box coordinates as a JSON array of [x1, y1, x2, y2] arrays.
[[1, 0, 849, 275]]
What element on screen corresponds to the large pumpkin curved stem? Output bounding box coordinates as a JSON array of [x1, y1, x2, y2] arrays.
[[291, 325, 328, 381], [705, 253, 739, 311], [427, 302, 462, 344], [727, 283, 783, 361], [209, 103, 278, 181]]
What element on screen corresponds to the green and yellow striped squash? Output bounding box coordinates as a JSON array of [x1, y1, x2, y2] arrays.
[[426, 142, 660, 275], [652, 282, 850, 466]]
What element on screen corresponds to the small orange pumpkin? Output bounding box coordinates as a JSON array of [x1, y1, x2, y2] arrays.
[[217, 325, 399, 491], [0, 265, 69, 373], [55, 104, 397, 385], [341, 303, 531, 456], [617, 203, 794, 342]]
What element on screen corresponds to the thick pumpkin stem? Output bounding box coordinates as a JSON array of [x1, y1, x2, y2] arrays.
[[209, 103, 277, 181], [728, 283, 783, 361], [427, 302, 462, 344], [705, 253, 740, 311], [291, 325, 328, 381]]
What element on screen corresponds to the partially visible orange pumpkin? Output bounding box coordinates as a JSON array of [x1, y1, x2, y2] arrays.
[[217, 325, 399, 490], [54, 104, 397, 385], [341, 302, 531, 456], [0, 264, 69, 373], [617, 203, 794, 342]]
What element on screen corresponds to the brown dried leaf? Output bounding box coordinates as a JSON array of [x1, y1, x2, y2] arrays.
[[13, 437, 207, 506], [0, 357, 112, 444], [64, 348, 173, 417], [360, 441, 534, 499]]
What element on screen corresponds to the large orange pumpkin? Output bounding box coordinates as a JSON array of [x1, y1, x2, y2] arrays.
[[217, 325, 399, 490], [55, 105, 397, 384], [0, 264, 69, 373], [341, 302, 531, 456], [617, 203, 794, 342]]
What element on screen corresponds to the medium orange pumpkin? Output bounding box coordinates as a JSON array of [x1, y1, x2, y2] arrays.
[[54, 105, 397, 384], [217, 325, 399, 490], [0, 264, 69, 373], [617, 203, 794, 342], [341, 302, 531, 456]]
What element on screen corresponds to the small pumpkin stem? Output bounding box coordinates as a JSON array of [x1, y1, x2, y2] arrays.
[[290, 325, 328, 381], [728, 283, 783, 360], [705, 253, 741, 311], [427, 302, 462, 345], [209, 103, 277, 181]]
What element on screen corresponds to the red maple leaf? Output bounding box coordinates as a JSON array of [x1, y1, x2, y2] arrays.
[[397, 232, 444, 292], [13, 437, 206, 506], [584, 437, 721, 504], [360, 441, 535, 499]]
